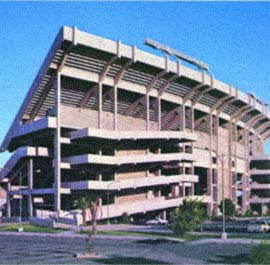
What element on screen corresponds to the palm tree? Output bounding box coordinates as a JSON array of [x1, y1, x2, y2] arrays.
[[89, 197, 102, 234]]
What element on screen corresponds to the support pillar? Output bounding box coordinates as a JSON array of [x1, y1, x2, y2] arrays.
[[160, 210, 167, 220], [145, 94, 150, 130], [6, 182, 11, 218], [182, 183, 186, 197], [28, 159, 33, 217], [113, 86, 118, 130], [215, 115, 219, 205], [208, 114, 213, 200], [191, 182, 195, 196], [157, 148, 161, 176], [228, 122, 233, 200], [172, 185, 180, 197], [181, 104, 185, 131], [191, 107, 194, 132], [54, 72, 61, 215], [242, 128, 249, 212], [98, 82, 103, 129], [157, 97, 161, 131]]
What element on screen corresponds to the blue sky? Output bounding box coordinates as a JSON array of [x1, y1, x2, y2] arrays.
[[0, 2, 270, 165]]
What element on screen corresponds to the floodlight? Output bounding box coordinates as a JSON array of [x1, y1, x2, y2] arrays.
[[144, 38, 209, 71]]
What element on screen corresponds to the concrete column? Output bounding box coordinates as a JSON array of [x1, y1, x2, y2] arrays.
[[146, 94, 150, 130], [172, 185, 180, 197], [6, 182, 11, 218], [182, 183, 186, 197], [160, 210, 167, 220], [215, 115, 219, 203], [191, 107, 194, 132], [191, 183, 195, 196], [28, 159, 33, 217], [228, 122, 233, 199], [98, 198, 103, 206], [234, 124, 238, 180], [242, 129, 249, 212], [157, 97, 161, 131], [98, 83, 103, 129], [54, 72, 61, 215], [113, 86, 118, 131], [181, 104, 185, 131], [209, 114, 213, 199], [157, 148, 161, 176]]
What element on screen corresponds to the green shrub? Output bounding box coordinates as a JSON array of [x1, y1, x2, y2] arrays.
[[249, 241, 270, 264], [219, 198, 236, 217], [244, 209, 253, 217], [172, 198, 206, 237], [121, 212, 130, 224]]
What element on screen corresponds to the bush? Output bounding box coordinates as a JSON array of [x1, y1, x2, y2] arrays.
[[172, 198, 206, 237], [249, 241, 270, 264], [244, 209, 253, 217], [121, 212, 130, 224], [219, 198, 236, 217]]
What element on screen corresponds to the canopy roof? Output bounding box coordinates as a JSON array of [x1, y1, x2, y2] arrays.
[[2, 26, 270, 150]]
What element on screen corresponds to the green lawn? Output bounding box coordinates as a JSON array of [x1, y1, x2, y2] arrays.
[[82, 229, 270, 242], [80, 229, 220, 242], [230, 233, 270, 240], [0, 224, 64, 233]]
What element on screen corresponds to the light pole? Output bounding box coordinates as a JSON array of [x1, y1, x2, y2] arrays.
[[107, 180, 119, 225]]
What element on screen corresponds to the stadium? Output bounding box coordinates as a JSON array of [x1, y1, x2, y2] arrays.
[[0, 26, 269, 223]]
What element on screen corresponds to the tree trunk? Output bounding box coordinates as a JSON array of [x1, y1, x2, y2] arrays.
[[90, 198, 99, 235], [82, 208, 86, 226]]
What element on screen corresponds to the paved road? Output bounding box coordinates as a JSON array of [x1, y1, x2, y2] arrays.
[[0, 234, 250, 264]]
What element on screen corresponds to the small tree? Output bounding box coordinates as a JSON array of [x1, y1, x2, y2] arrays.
[[172, 198, 206, 237], [219, 198, 236, 217]]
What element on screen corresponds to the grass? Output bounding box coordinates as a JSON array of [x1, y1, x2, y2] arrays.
[[86, 229, 270, 242], [230, 233, 270, 240], [80, 229, 220, 242], [0, 224, 64, 233]]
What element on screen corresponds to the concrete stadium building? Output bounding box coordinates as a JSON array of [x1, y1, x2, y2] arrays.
[[249, 156, 270, 214], [0, 26, 269, 222]]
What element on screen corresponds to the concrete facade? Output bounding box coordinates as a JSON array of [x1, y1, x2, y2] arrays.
[[0, 26, 269, 222]]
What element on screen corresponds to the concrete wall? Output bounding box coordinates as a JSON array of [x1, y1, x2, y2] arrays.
[[61, 105, 158, 131], [117, 192, 147, 204]]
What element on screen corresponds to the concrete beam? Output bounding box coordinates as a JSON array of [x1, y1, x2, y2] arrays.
[[125, 96, 145, 116], [78, 85, 97, 108]]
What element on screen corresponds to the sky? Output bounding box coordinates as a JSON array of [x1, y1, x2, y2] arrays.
[[0, 2, 270, 165]]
